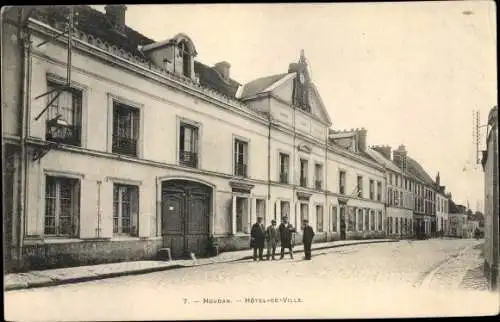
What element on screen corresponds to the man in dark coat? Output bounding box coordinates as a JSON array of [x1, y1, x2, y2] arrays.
[[250, 216, 266, 261], [279, 216, 296, 260], [266, 219, 279, 260], [302, 219, 315, 260]]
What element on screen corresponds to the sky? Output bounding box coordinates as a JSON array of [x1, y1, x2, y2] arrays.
[[94, 2, 497, 210]]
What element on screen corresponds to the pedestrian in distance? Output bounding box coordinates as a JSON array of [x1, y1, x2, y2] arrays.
[[279, 216, 296, 260], [302, 219, 315, 260], [250, 216, 266, 261], [266, 219, 279, 260]]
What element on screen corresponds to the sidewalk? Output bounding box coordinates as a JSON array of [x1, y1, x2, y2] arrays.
[[4, 238, 395, 291]]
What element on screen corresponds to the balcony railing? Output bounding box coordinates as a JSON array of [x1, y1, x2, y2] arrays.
[[234, 163, 247, 177], [179, 150, 198, 168], [300, 177, 307, 187], [279, 173, 288, 184], [112, 135, 137, 157], [315, 180, 322, 190], [46, 123, 81, 146]]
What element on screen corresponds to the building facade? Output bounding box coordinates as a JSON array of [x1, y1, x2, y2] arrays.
[[2, 6, 388, 271], [434, 173, 449, 236], [481, 105, 499, 291], [448, 204, 468, 238]]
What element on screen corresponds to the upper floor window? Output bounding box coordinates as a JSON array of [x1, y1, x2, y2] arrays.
[[369, 179, 375, 200], [46, 83, 82, 146], [315, 163, 323, 190], [112, 102, 139, 157], [234, 139, 248, 177], [178, 41, 192, 78], [45, 176, 80, 237], [279, 153, 289, 184], [377, 181, 382, 201], [179, 123, 199, 168], [300, 159, 308, 187], [357, 176, 363, 198], [339, 171, 346, 194]]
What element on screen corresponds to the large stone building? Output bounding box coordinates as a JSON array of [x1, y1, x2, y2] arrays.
[[481, 105, 499, 291], [2, 5, 388, 271], [434, 172, 449, 236]]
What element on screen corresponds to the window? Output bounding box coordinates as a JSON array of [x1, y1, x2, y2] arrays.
[[332, 206, 338, 232], [389, 173, 393, 185], [300, 203, 309, 224], [369, 179, 375, 200], [378, 211, 383, 231], [300, 159, 308, 187], [339, 171, 346, 194], [280, 201, 290, 221], [316, 205, 323, 232], [357, 176, 363, 198], [364, 210, 369, 231], [352, 207, 357, 231], [393, 190, 398, 206], [315, 163, 323, 190], [46, 83, 82, 146], [357, 208, 364, 231], [112, 102, 139, 157], [370, 211, 375, 231], [388, 217, 393, 234], [279, 153, 290, 184], [377, 181, 382, 201], [388, 187, 393, 205], [179, 123, 199, 168], [347, 207, 354, 231], [256, 199, 266, 226], [44, 176, 80, 237], [113, 184, 139, 236], [235, 197, 249, 233], [178, 41, 192, 78], [404, 178, 408, 190], [234, 139, 248, 177], [400, 191, 403, 207]]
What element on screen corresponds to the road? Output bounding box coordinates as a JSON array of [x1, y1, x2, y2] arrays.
[[5, 239, 499, 320]]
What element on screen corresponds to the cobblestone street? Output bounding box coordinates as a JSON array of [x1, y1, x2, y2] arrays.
[[5, 239, 499, 321]]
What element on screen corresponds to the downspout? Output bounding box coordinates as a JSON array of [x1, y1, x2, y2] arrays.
[[324, 130, 328, 240], [267, 97, 271, 210], [292, 104, 297, 229], [18, 15, 31, 270]]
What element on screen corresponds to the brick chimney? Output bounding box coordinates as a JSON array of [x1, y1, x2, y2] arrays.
[[214, 61, 231, 81], [105, 5, 127, 33], [372, 145, 392, 160], [356, 128, 367, 152], [393, 144, 408, 171]]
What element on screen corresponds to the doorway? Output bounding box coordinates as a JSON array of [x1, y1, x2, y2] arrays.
[[339, 204, 346, 240], [161, 180, 212, 258]]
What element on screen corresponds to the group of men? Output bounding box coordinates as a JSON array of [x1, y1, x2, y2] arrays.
[[250, 216, 315, 261]]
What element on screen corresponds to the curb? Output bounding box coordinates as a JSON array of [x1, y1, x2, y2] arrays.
[[5, 239, 397, 292]]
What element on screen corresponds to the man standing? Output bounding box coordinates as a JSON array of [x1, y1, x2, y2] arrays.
[[266, 219, 279, 260], [279, 216, 296, 260], [250, 216, 266, 261], [302, 219, 315, 260]]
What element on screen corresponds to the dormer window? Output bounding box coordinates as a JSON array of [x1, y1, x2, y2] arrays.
[[178, 41, 191, 78]]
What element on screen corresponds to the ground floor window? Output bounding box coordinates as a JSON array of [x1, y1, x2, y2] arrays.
[[370, 211, 375, 231], [347, 207, 355, 231], [235, 197, 249, 233], [113, 184, 139, 236], [256, 199, 266, 227], [280, 200, 290, 221], [377, 211, 383, 231], [300, 203, 309, 225], [316, 205, 324, 232], [357, 208, 363, 231], [364, 210, 369, 231], [388, 217, 393, 234], [395, 217, 399, 234], [331, 206, 337, 232], [45, 176, 80, 237]]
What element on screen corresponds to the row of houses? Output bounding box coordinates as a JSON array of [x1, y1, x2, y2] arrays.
[[2, 5, 457, 271]]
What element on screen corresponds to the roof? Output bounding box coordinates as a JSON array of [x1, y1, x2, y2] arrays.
[[365, 148, 401, 173], [30, 5, 241, 99], [406, 156, 435, 185], [240, 73, 288, 98]]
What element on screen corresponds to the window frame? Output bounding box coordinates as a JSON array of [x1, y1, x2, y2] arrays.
[[113, 183, 140, 236], [278, 152, 290, 184], [233, 136, 250, 177], [339, 170, 346, 194]]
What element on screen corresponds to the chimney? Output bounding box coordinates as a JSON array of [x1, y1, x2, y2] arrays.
[[356, 128, 367, 152], [393, 144, 408, 171], [372, 145, 392, 160], [436, 172, 440, 185], [105, 5, 127, 33], [214, 61, 231, 81]]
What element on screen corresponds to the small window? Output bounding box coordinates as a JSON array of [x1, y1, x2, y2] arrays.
[[44, 176, 80, 237], [179, 123, 199, 168], [112, 102, 139, 157]]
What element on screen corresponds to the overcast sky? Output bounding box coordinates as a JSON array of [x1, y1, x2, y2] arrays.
[[94, 2, 496, 210]]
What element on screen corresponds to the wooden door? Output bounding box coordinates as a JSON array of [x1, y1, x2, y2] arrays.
[[162, 188, 185, 258]]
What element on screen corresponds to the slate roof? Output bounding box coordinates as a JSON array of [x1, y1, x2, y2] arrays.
[[240, 73, 288, 99], [30, 5, 241, 98], [406, 156, 435, 185], [365, 148, 401, 173]]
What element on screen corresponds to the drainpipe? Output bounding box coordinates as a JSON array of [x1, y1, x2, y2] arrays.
[[292, 104, 296, 229], [267, 97, 271, 206], [18, 12, 31, 270], [324, 130, 328, 240]]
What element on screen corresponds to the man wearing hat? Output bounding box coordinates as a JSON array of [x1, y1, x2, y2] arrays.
[[266, 219, 279, 260], [279, 216, 296, 259], [302, 219, 315, 260], [250, 216, 266, 261]]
